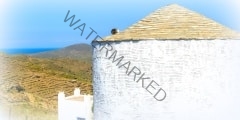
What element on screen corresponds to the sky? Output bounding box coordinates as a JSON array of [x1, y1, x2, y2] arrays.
[[0, 0, 240, 48]]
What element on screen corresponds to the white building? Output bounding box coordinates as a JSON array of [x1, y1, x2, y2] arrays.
[[58, 88, 93, 120], [92, 4, 240, 120]]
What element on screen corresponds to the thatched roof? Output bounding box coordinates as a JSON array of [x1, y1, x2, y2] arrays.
[[104, 4, 240, 41]]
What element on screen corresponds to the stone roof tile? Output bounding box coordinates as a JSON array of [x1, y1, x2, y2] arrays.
[[104, 4, 240, 41]]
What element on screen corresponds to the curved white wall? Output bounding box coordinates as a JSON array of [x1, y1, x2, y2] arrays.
[[92, 40, 240, 120]]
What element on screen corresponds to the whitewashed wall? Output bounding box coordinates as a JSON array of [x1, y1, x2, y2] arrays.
[[92, 40, 240, 120], [58, 90, 93, 120]]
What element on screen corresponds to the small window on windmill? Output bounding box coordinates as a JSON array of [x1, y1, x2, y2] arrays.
[[76, 117, 85, 120]]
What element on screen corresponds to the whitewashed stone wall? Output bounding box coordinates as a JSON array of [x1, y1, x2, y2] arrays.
[[92, 40, 240, 120], [58, 88, 93, 120]]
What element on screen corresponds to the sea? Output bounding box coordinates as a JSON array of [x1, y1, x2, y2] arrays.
[[0, 48, 59, 55]]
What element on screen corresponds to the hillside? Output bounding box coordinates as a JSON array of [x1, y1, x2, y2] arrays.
[[0, 44, 93, 119], [32, 43, 92, 60]]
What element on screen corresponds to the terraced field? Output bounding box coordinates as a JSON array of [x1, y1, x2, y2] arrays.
[[0, 53, 92, 119]]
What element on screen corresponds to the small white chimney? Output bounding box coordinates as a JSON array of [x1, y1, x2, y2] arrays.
[[74, 88, 81, 96], [58, 92, 65, 100]]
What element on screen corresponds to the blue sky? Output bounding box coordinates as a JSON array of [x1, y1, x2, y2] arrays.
[[0, 0, 239, 48]]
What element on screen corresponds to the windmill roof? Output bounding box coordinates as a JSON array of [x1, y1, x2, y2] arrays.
[[104, 4, 240, 41]]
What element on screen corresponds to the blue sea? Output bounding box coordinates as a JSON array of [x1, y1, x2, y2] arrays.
[[0, 48, 59, 55]]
